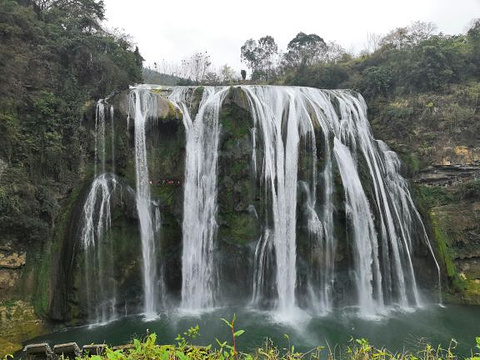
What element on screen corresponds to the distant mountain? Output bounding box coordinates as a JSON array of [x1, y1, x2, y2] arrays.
[[142, 68, 187, 86]]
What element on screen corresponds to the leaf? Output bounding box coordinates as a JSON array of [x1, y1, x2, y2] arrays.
[[216, 338, 227, 347], [175, 350, 188, 360], [133, 338, 141, 351], [221, 317, 233, 329], [234, 329, 245, 337]]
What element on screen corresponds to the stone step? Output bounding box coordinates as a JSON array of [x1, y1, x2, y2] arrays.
[[23, 343, 53, 359], [52, 342, 81, 359]]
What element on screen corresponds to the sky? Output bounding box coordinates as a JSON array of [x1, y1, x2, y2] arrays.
[[102, 0, 480, 75]]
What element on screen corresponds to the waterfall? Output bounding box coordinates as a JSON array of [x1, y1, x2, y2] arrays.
[[81, 100, 117, 324], [333, 139, 383, 315], [94, 101, 107, 176], [79, 85, 440, 322], [129, 87, 161, 319], [169, 87, 230, 310], [81, 173, 118, 324], [239, 86, 437, 317]]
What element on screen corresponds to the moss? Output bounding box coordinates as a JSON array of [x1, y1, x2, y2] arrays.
[[220, 107, 251, 140], [0, 300, 46, 358], [415, 185, 454, 211], [463, 280, 480, 305], [218, 212, 259, 246], [401, 152, 421, 175], [430, 211, 465, 291], [151, 184, 176, 208], [32, 176, 86, 318], [194, 86, 204, 99]]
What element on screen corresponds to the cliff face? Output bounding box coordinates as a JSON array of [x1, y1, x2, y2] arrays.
[[368, 82, 480, 303]]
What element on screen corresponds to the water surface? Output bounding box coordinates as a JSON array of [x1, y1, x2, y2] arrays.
[[23, 305, 480, 357]]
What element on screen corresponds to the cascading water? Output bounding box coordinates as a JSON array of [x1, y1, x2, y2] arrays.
[[81, 100, 117, 324], [81, 173, 118, 324], [129, 87, 162, 319], [169, 87, 230, 310], [79, 84, 440, 323], [240, 86, 439, 318]]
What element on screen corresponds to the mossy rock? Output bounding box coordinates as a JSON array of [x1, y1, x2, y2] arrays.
[[218, 212, 260, 246]]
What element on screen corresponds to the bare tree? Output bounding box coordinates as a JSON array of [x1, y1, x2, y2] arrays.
[[179, 51, 212, 82], [379, 21, 437, 50], [324, 41, 347, 63], [366, 32, 382, 53], [408, 21, 437, 45], [220, 64, 237, 82]]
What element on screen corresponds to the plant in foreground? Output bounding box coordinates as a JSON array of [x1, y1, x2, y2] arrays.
[[75, 320, 480, 360]]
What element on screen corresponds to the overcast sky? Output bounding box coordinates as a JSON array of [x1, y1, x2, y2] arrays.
[[102, 0, 480, 74]]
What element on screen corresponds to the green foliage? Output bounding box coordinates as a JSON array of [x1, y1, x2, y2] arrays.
[[455, 180, 480, 202], [283, 32, 327, 68], [415, 185, 453, 210], [287, 63, 349, 89], [429, 211, 465, 292], [0, 0, 143, 319], [241, 36, 278, 81], [75, 325, 480, 360], [361, 67, 393, 98], [277, 21, 478, 98]]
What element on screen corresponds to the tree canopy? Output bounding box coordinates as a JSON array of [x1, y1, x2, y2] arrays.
[[0, 0, 143, 246]]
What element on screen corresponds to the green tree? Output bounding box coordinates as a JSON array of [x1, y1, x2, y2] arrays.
[[283, 32, 327, 67], [361, 66, 393, 98], [240, 35, 278, 81], [467, 19, 480, 76]]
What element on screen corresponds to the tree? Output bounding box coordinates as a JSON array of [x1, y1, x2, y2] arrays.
[[379, 21, 437, 50], [220, 64, 236, 82], [366, 32, 382, 54], [179, 51, 212, 83], [361, 66, 393, 98], [240, 69, 247, 81], [36, 0, 105, 33], [240, 35, 279, 81], [408, 21, 437, 45], [324, 41, 347, 63], [467, 19, 480, 75], [283, 32, 327, 67]]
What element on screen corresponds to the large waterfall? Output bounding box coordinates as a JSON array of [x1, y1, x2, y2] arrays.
[[78, 85, 439, 323]]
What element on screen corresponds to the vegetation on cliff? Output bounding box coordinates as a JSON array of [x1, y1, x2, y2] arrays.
[[0, 0, 143, 341]]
